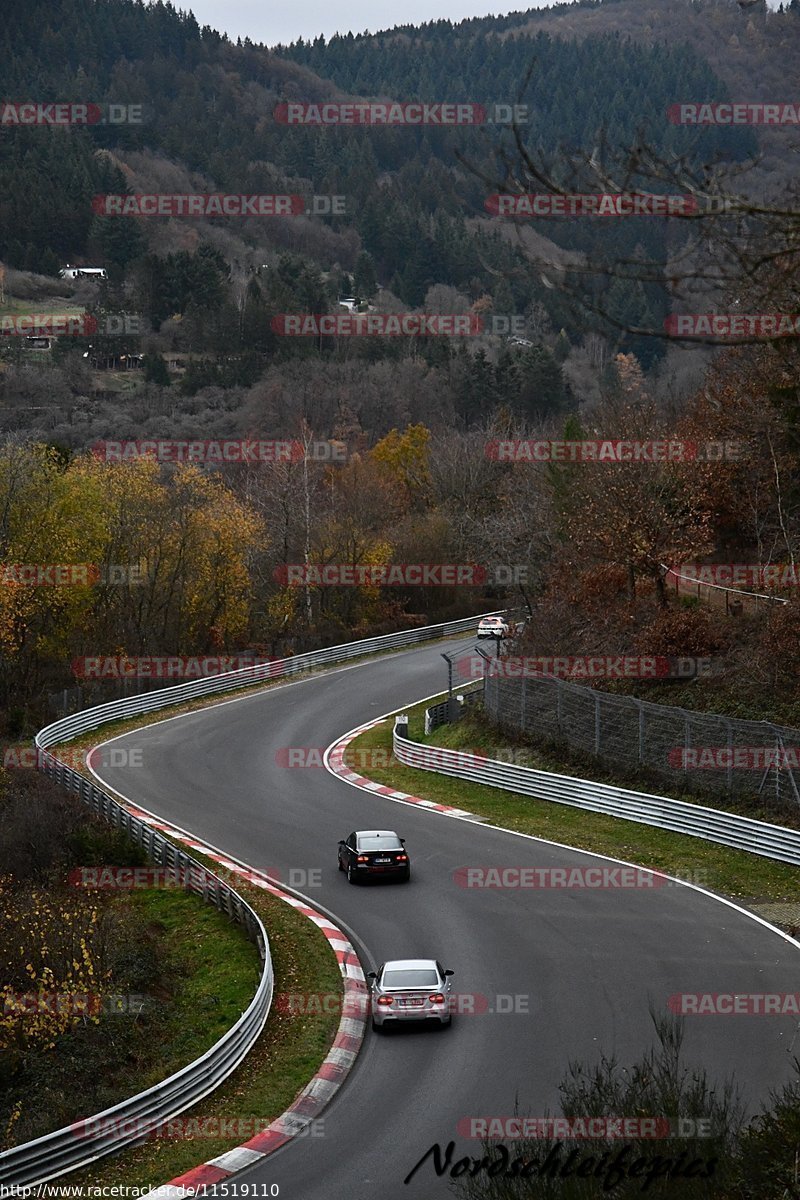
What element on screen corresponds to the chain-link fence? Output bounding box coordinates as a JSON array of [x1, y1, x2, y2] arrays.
[[484, 670, 800, 814]]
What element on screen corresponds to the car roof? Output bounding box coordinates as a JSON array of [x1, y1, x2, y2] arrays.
[[382, 958, 438, 971]]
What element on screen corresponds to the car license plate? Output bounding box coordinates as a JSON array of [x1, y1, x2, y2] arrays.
[[374, 857, 391, 863], [399, 998, 424, 1007]]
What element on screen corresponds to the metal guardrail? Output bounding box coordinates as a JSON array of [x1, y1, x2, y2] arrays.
[[393, 724, 800, 869], [2, 610, 501, 1184], [424, 682, 484, 734], [34, 611, 505, 750], [0, 752, 272, 1186]]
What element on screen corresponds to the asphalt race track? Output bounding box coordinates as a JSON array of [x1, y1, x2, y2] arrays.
[[93, 638, 800, 1200]]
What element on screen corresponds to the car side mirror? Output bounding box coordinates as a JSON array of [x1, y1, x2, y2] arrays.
[[366, 972, 377, 980], [444, 970, 454, 977], [338, 840, 345, 846], [400, 838, 406, 845]]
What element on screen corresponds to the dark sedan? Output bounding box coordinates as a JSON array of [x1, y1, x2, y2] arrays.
[[338, 829, 410, 884]]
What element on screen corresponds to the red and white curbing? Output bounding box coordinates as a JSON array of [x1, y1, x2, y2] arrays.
[[326, 717, 484, 821], [71, 793, 368, 1196]]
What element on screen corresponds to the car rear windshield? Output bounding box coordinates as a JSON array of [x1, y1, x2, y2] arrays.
[[359, 836, 402, 850], [382, 969, 439, 988]]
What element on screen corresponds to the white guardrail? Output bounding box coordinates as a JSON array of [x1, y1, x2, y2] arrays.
[[662, 563, 788, 608], [1, 610, 502, 1185], [394, 710, 800, 869]]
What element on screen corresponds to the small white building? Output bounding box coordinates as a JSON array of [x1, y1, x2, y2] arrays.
[[59, 264, 107, 280], [337, 297, 377, 313]]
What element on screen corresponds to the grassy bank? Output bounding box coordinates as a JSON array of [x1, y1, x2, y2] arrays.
[[346, 697, 800, 926]]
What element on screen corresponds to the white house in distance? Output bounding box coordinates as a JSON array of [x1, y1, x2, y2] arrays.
[[59, 264, 107, 280], [337, 297, 377, 313]]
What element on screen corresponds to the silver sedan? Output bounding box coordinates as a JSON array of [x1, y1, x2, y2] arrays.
[[367, 958, 454, 1031]]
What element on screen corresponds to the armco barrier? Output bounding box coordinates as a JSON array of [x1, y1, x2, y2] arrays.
[[393, 724, 800, 869], [0, 753, 272, 1186], [35, 611, 507, 749], [1, 610, 501, 1184]]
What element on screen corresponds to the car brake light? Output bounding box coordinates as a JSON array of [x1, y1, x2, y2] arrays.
[[377, 996, 394, 1006], [396, 854, 408, 861], [357, 855, 369, 862], [429, 994, 445, 1004]]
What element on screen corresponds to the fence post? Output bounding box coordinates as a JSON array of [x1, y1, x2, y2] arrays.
[[594, 691, 601, 755], [638, 700, 644, 766], [684, 717, 690, 786], [725, 719, 733, 799], [556, 679, 562, 732]]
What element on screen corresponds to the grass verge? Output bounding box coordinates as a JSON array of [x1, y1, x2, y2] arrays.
[[66, 868, 342, 1189], [345, 696, 800, 922], [2, 879, 259, 1150]]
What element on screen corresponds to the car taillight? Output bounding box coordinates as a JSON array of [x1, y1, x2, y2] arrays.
[[395, 854, 408, 861], [357, 855, 369, 862], [377, 996, 394, 1006], [429, 994, 445, 1004]]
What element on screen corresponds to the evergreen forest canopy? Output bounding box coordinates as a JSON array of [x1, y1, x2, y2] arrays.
[[0, 0, 759, 369]]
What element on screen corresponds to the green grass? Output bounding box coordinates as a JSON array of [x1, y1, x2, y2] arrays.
[[346, 695, 800, 912], [127, 887, 261, 1066], [2, 884, 260, 1149], [0, 298, 83, 316], [67, 876, 343, 1188]]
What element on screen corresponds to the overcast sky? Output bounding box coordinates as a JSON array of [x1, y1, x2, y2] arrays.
[[182, 0, 569, 47], [180, 0, 784, 50]]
